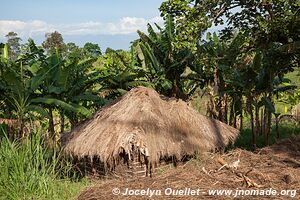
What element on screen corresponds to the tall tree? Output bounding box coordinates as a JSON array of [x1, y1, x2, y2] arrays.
[[42, 31, 66, 53], [5, 32, 21, 60], [83, 42, 102, 58], [65, 42, 82, 60]]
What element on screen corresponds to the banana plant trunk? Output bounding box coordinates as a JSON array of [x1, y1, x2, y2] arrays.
[[18, 118, 24, 139], [266, 109, 272, 145], [247, 96, 256, 150], [264, 94, 273, 146], [255, 102, 260, 137], [48, 107, 55, 143], [60, 109, 65, 134], [239, 111, 243, 131], [275, 113, 280, 139], [260, 108, 264, 136], [229, 98, 235, 126]]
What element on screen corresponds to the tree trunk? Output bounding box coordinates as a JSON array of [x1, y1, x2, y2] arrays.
[[70, 113, 78, 130], [224, 94, 228, 124], [264, 95, 273, 146], [18, 118, 24, 140], [234, 114, 237, 128], [60, 109, 65, 134], [260, 108, 264, 136], [229, 98, 234, 126], [255, 103, 260, 137], [48, 107, 55, 143], [218, 96, 224, 122], [266, 109, 272, 146], [207, 85, 218, 119], [215, 67, 227, 123], [170, 75, 188, 100], [239, 97, 244, 131], [218, 94, 228, 123], [239, 111, 243, 131], [275, 114, 279, 139], [247, 96, 256, 150], [263, 107, 267, 143]]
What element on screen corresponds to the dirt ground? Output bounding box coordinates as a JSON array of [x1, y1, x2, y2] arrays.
[[77, 136, 300, 200]]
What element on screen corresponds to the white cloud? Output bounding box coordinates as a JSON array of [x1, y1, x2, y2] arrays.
[[0, 20, 50, 38], [0, 17, 164, 39], [149, 16, 164, 25]]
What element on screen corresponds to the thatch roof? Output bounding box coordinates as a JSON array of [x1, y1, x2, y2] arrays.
[[292, 103, 300, 118], [63, 87, 239, 168]]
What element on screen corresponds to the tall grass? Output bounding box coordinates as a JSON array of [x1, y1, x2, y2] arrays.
[[0, 130, 88, 200]]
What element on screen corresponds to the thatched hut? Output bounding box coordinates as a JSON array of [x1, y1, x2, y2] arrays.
[[63, 87, 239, 177], [292, 103, 300, 119]]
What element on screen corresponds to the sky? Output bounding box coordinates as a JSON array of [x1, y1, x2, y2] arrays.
[[0, 0, 165, 50]]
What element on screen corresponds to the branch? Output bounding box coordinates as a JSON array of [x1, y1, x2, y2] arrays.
[[260, 0, 274, 20], [213, 4, 240, 23]]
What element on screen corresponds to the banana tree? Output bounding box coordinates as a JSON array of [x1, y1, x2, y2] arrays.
[[97, 49, 151, 99], [0, 40, 102, 142], [0, 50, 49, 139], [135, 15, 195, 100], [28, 45, 104, 136]]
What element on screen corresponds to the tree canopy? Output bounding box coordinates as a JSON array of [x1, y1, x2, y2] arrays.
[[42, 31, 66, 53], [5, 31, 21, 60]]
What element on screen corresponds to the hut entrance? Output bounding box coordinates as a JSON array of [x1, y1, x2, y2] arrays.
[[115, 143, 151, 178]]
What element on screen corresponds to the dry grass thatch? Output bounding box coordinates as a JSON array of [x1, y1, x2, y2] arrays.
[[292, 103, 300, 118], [63, 87, 239, 170]]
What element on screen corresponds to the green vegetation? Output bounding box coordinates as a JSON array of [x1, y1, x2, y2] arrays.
[[0, 130, 88, 200], [234, 123, 300, 150], [0, 0, 299, 199]]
